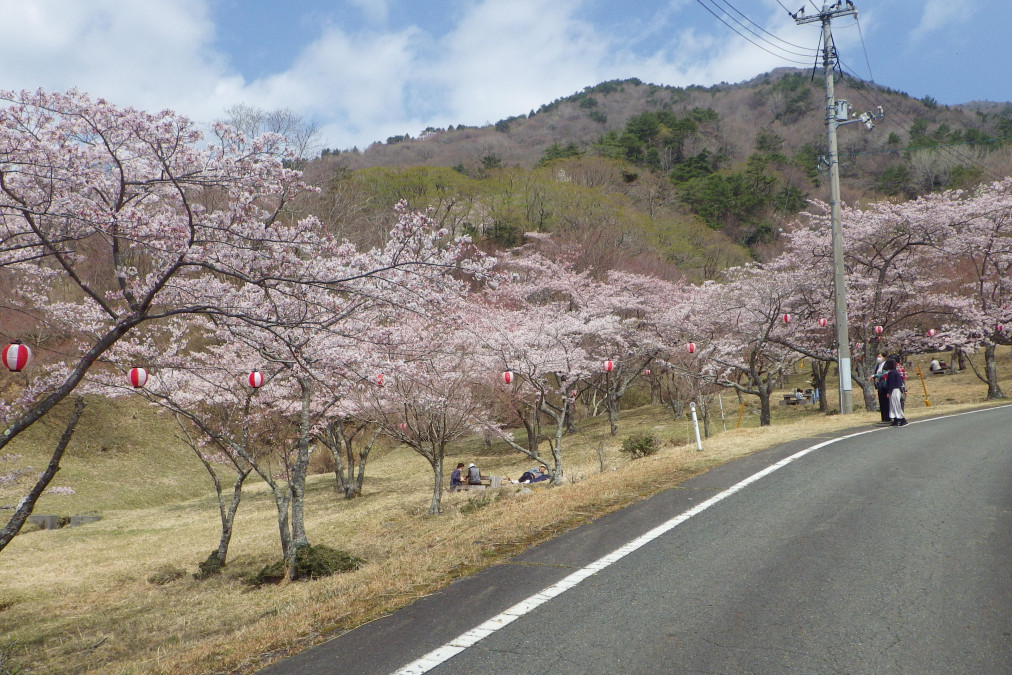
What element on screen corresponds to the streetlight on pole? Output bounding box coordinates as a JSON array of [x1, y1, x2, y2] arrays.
[[794, 2, 881, 414]]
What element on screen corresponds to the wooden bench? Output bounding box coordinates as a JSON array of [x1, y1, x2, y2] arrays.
[[455, 475, 507, 491]]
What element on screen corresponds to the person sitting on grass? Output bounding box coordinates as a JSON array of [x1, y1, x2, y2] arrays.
[[518, 466, 550, 483]]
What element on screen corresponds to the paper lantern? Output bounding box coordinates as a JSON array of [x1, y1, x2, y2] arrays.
[[503, 371, 513, 384], [399, 422, 407, 430], [927, 329, 937, 338], [376, 373, 384, 386], [782, 313, 791, 323], [687, 342, 696, 354], [248, 370, 264, 388], [875, 325, 884, 335], [998, 323, 1005, 332], [1, 343, 33, 372], [644, 369, 651, 376], [818, 318, 827, 327], [603, 360, 613, 372], [129, 367, 148, 388]]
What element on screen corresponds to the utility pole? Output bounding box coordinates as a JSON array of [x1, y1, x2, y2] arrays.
[[794, 1, 880, 415]]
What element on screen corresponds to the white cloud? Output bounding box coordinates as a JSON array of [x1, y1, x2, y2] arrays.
[[3, 0, 994, 153], [0, 0, 236, 119], [433, 0, 611, 125], [911, 0, 972, 41], [245, 25, 423, 149], [348, 0, 389, 24]]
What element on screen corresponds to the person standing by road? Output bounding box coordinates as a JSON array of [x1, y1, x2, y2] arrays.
[[884, 359, 908, 427], [870, 351, 890, 424]]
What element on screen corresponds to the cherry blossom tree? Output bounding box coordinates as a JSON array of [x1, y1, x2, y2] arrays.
[[782, 196, 958, 410], [929, 178, 1012, 398], [469, 251, 607, 482], [684, 264, 805, 426], [0, 89, 314, 552], [586, 270, 688, 435], [349, 314, 494, 515]]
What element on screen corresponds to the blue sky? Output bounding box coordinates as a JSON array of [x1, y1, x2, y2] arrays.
[[1, 1, 1006, 153]]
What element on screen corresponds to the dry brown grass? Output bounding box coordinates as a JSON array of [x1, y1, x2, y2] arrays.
[[0, 348, 1008, 674]]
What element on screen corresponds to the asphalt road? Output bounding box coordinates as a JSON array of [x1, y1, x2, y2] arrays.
[[260, 406, 1012, 675]]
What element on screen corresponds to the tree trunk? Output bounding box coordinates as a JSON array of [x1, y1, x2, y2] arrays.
[[606, 392, 619, 436], [289, 378, 313, 552], [328, 426, 350, 497], [0, 397, 85, 555], [852, 359, 878, 412], [984, 344, 1005, 399], [549, 410, 566, 485], [428, 452, 443, 515], [353, 429, 379, 497], [701, 399, 711, 439], [215, 473, 247, 565], [758, 387, 771, 426], [272, 486, 294, 572]]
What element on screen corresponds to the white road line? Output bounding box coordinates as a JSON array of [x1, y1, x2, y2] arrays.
[[392, 405, 1012, 675]]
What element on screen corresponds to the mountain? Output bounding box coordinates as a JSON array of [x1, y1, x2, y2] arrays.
[[296, 69, 1012, 278]]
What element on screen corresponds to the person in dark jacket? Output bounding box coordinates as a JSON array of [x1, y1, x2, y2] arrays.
[[518, 466, 550, 483], [870, 351, 890, 423], [884, 359, 908, 426], [449, 462, 465, 492]]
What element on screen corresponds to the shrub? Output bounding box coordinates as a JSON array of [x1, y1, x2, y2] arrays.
[[195, 551, 225, 579], [147, 565, 186, 585], [460, 491, 500, 515], [620, 433, 661, 458], [251, 544, 365, 585]]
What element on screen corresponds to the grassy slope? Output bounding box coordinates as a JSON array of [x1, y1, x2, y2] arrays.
[[0, 349, 1008, 674]]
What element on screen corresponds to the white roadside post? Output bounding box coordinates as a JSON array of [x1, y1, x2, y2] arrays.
[[718, 393, 727, 432], [690, 402, 703, 452]]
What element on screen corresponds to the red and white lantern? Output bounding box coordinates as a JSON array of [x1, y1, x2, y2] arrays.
[[248, 370, 264, 388], [503, 370, 513, 384], [927, 329, 937, 338], [818, 317, 827, 328], [687, 342, 696, 354], [570, 390, 578, 397], [644, 369, 651, 376], [1, 343, 33, 372], [603, 360, 613, 372], [399, 422, 408, 430], [375, 373, 384, 386], [875, 325, 884, 335], [782, 313, 791, 324], [998, 323, 1005, 332], [128, 367, 148, 388]]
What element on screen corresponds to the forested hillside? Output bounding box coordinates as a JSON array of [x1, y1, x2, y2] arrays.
[[298, 69, 1012, 278]]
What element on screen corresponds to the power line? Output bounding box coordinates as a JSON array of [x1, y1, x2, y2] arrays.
[[807, 6, 1004, 184], [835, 60, 1005, 183], [694, 0, 814, 65], [837, 137, 1003, 159], [853, 13, 874, 84], [713, 0, 817, 52]]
